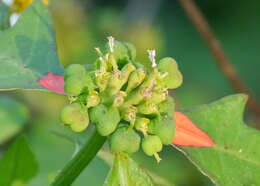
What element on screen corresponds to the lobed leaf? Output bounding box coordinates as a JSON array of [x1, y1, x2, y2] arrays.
[[0, 1, 64, 92], [0, 136, 38, 186], [173, 94, 260, 186]]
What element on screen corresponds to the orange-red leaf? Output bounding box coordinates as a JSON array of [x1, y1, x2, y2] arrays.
[[172, 112, 215, 147], [38, 72, 66, 94]]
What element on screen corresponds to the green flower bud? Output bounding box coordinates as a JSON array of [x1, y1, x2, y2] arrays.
[[157, 57, 183, 89], [90, 104, 120, 136], [139, 75, 156, 99], [86, 90, 100, 108], [149, 115, 175, 145], [107, 53, 118, 72], [109, 124, 141, 153], [64, 64, 86, 80], [94, 54, 108, 72], [126, 68, 146, 93], [106, 63, 136, 95], [149, 90, 168, 104], [60, 103, 89, 132], [122, 75, 155, 107], [95, 71, 111, 92], [64, 76, 84, 95], [142, 135, 162, 158], [137, 101, 158, 116], [135, 118, 150, 136], [121, 106, 137, 125], [113, 91, 127, 107]]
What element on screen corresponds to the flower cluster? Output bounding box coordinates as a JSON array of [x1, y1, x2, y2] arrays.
[[60, 37, 183, 162]]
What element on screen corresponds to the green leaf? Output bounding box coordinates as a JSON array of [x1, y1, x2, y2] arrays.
[[104, 152, 154, 186], [175, 94, 260, 186], [0, 0, 64, 91], [0, 96, 29, 145], [0, 136, 38, 186]]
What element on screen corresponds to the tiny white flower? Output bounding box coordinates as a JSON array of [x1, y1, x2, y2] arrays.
[[107, 36, 114, 53], [10, 13, 20, 27], [148, 49, 156, 68], [2, 0, 13, 6]]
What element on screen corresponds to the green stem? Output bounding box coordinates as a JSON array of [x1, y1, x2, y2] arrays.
[[51, 129, 106, 186]]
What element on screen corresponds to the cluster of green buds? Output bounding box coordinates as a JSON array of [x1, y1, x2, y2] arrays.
[[60, 36, 183, 162]]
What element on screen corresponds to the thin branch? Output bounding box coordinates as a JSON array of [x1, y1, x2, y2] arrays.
[[178, 0, 260, 117]]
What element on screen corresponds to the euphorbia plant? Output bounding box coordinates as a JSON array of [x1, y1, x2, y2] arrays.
[[1, 1, 260, 186]]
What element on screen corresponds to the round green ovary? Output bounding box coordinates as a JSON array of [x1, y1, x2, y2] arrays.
[[70, 110, 89, 132], [149, 116, 175, 145], [60, 103, 89, 132], [64, 64, 86, 80], [158, 57, 183, 89], [142, 135, 162, 156], [64, 76, 84, 95], [90, 105, 120, 136], [60, 103, 81, 125], [89, 104, 107, 123], [109, 125, 141, 153]]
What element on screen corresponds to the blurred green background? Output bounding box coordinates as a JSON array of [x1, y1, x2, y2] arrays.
[[1, 0, 260, 185]]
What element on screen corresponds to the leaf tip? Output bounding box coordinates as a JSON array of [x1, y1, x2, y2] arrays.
[[172, 112, 215, 147], [38, 72, 66, 94]]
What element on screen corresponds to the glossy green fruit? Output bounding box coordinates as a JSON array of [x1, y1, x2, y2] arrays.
[[64, 64, 86, 80], [64, 76, 84, 95], [60, 103, 81, 125], [157, 57, 183, 89], [60, 103, 89, 132], [89, 104, 107, 123], [90, 105, 120, 136], [142, 135, 162, 156], [149, 115, 175, 145], [109, 124, 141, 153]]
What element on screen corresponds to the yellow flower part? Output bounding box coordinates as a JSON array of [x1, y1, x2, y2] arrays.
[[12, 0, 49, 13]]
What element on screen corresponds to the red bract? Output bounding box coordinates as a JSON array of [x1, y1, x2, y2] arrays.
[[38, 74, 215, 147], [172, 112, 215, 147], [38, 72, 66, 94]]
